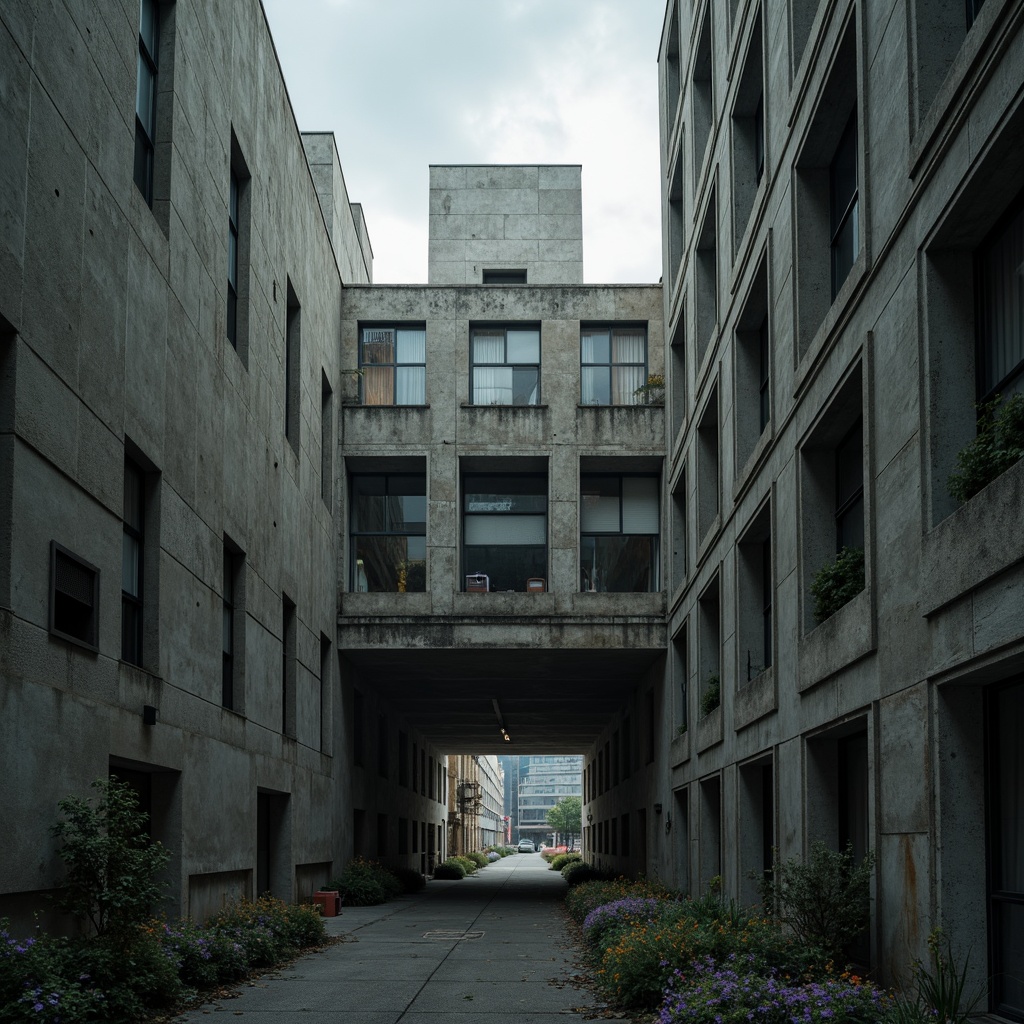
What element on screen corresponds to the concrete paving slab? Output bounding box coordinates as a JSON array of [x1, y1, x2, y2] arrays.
[[173, 856, 614, 1023]]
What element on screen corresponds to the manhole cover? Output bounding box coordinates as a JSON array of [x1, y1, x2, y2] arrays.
[[422, 930, 485, 940]]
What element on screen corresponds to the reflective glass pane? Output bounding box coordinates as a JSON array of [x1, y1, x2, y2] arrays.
[[122, 534, 140, 597], [353, 536, 426, 592], [463, 545, 546, 592], [361, 328, 394, 365], [507, 330, 540, 363], [830, 118, 858, 228], [472, 333, 504, 363], [464, 476, 546, 514], [350, 477, 386, 531], [228, 231, 238, 288], [139, 0, 159, 58], [396, 329, 426, 364], [395, 365, 425, 405], [580, 535, 657, 592], [581, 366, 610, 405], [512, 367, 539, 405], [136, 56, 155, 136], [387, 494, 426, 534], [831, 200, 858, 298], [362, 365, 394, 405], [836, 426, 863, 507], [836, 497, 864, 551], [994, 903, 1024, 1017], [581, 331, 610, 364], [230, 172, 239, 226], [473, 366, 512, 405]]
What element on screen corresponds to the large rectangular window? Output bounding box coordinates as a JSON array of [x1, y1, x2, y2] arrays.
[[580, 327, 647, 405], [835, 419, 864, 552], [121, 459, 145, 665], [580, 475, 660, 592], [222, 544, 245, 711], [470, 327, 540, 405], [463, 473, 547, 591], [285, 281, 300, 453], [976, 193, 1024, 402], [360, 326, 426, 405], [830, 112, 859, 300], [350, 474, 426, 592], [133, 0, 160, 205]]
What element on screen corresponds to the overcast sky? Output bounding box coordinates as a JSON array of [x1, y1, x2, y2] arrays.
[[260, 0, 666, 285]]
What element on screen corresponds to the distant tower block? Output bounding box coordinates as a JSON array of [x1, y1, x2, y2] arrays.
[[428, 165, 584, 285]]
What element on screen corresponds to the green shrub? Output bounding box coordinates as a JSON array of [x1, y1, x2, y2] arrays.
[[948, 393, 1024, 503], [49, 776, 170, 939], [388, 867, 426, 893], [759, 840, 874, 964], [886, 929, 980, 1024], [810, 547, 865, 624], [452, 856, 477, 875], [550, 853, 582, 872], [466, 851, 489, 868], [699, 674, 720, 717], [205, 895, 324, 968], [434, 859, 466, 880], [564, 878, 677, 924], [562, 862, 608, 887], [328, 858, 402, 906]]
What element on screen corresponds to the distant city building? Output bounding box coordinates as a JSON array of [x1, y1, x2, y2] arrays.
[[501, 755, 582, 845]]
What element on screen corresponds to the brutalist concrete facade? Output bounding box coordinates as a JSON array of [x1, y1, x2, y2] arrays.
[[580, 0, 1024, 1004], [0, 0, 447, 929]]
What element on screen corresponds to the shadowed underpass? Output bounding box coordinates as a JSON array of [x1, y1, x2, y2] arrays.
[[174, 853, 608, 1023]]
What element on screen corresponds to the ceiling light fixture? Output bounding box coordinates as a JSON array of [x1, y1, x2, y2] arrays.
[[493, 699, 511, 743]]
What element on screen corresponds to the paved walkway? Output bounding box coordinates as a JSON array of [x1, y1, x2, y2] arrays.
[[173, 852, 609, 1023]]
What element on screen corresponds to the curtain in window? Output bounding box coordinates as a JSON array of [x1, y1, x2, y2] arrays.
[[473, 366, 512, 405], [612, 331, 647, 404], [396, 329, 425, 364], [396, 366, 425, 404], [362, 366, 393, 405], [581, 367, 609, 405], [977, 204, 1024, 399], [472, 334, 504, 363]]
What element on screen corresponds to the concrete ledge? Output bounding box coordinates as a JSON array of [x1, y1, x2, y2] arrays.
[[733, 666, 776, 731], [921, 456, 1024, 616], [798, 587, 875, 692], [696, 704, 723, 751]]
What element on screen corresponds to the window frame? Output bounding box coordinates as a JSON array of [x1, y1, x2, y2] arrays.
[[133, 0, 159, 206], [121, 458, 145, 666], [349, 473, 427, 593], [469, 325, 541, 406], [359, 325, 427, 406], [49, 541, 100, 653], [829, 111, 860, 301], [834, 418, 864, 552], [579, 325, 649, 406], [579, 473, 661, 593]]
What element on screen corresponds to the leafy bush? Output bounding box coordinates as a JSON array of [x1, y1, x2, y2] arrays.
[[659, 953, 887, 1024], [699, 674, 720, 716], [205, 895, 324, 968], [759, 841, 874, 964], [388, 867, 427, 893], [581, 896, 673, 948], [565, 878, 676, 924], [550, 853, 582, 872], [948, 393, 1024, 503], [466, 851, 489, 869], [328, 858, 402, 906], [434, 859, 466, 880], [885, 929, 980, 1024], [49, 776, 170, 939], [486, 852, 501, 862], [810, 547, 865, 624], [562, 862, 609, 887], [453, 856, 478, 875]]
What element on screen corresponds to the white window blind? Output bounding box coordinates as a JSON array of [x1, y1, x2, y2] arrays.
[[465, 515, 546, 545], [622, 477, 659, 533], [581, 494, 620, 533]]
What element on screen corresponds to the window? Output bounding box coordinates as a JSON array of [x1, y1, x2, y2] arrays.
[[759, 318, 770, 431], [673, 629, 688, 735], [697, 387, 720, 540], [732, 10, 765, 246], [738, 504, 772, 683], [580, 475, 659, 592], [134, 0, 160, 205], [377, 714, 388, 778], [319, 634, 330, 753], [470, 326, 540, 405], [285, 281, 300, 452], [399, 732, 409, 787], [462, 472, 547, 591], [122, 459, 145, 665], [976, 193, 1024, 402], [830, 112, 859, 300], [695, 189, 718, 367], [227, 134, 250, 359], [835, 420, 864, 552], [321, 372, 333, 508], [698, 574, 721, 709], [580, 327, 647, 405], [966, 0, 986, 29], [350, 474, 426, 592], [691, 3, 713, 175], [281, 594, 296, 737], [482, 269, 526, 284], [49, 542, 99, 652], [222, 542, 245, 711], [360, 326, 426, 405], [353, 691, 365, 767], [735, 256, 771, 469]]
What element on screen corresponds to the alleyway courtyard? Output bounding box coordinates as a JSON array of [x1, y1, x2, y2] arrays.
[[174, 854, 602, 1023]]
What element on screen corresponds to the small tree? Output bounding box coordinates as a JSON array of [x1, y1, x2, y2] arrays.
[[546, 796, 582, 849], [50, 776, 170, 938], [758, 840, 874, 964]]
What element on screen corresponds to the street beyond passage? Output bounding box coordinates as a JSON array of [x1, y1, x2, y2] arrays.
[[173, 852, 606, 1023]]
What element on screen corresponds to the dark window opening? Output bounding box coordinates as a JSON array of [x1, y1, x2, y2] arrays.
[[133, 0, 159, 205], [830, 112, 859, 300], [50, 542, 99, 652], [350, 473, 426, 592], [835, 419, 864, 552], [121, 459, 144, 666], [482, 269, 527, 284], [580, 474, 660, 592]]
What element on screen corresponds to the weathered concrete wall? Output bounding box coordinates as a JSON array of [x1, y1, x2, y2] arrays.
[[428, 165, 584, 285], [622, 0, 1024, 995]]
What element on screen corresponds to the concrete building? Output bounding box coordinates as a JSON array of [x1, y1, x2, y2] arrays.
[[446, 754, 504, 855], [3, 0, 1023, 1014], [514, 755, 583, 848], [587, 0, 1023, 1012]]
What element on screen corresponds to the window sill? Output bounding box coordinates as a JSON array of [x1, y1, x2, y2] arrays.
[[921, 454, 1024, 616], [733, 666, 776, 731], [732, 423, 774, 505], [798, 586, 875, 692], [460, 403, 548, 410], [670, 728, 691, 768], [343, 403, 431, 410], [577, 402, 664, 410], [696, 703, 723, 752]]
